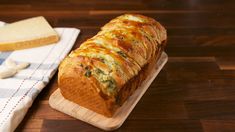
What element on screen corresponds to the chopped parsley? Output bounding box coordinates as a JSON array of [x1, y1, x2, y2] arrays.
[[95, 68, 105, 74], [84, 70, 91, 77], [102, 79, 116, 92], [84, 66, 91, 77], [117, 51, 127, 58]]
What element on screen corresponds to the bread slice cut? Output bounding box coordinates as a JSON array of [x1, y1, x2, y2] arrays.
[[0, 16, 59, 51]]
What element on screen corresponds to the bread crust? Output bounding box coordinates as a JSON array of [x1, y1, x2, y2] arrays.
[[59, 14, 167, 117]]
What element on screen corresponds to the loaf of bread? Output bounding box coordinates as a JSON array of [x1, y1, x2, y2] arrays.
[[0, 16, 59, 51], [59, 14, 167, 117]]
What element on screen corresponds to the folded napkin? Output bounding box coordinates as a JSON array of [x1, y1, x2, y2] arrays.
[[0, 21, 80, 132]]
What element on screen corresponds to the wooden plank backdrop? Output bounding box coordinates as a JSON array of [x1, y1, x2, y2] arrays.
[[0, 0, 235, 131]]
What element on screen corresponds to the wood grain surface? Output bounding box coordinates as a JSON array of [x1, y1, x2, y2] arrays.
[[0, 0, 234, 132]]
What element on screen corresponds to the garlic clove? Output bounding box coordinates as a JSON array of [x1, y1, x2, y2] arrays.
[[0, 67, 17, 79], [5, 59, 17, 68], [16, 62, 30, 70]]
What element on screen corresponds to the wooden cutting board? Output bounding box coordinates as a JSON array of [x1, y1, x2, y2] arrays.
[[49, 52, 168, 131]]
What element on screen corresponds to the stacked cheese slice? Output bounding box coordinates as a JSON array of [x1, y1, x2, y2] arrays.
[[0, 16, 59, 51]]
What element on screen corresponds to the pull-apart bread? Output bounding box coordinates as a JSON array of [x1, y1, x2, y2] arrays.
[[59, 14, 167, 117]]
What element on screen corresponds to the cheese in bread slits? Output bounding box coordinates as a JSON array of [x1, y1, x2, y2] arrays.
[[59, 14, 167, 117]]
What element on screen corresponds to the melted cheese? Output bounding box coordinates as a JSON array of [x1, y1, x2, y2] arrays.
[[67, 14, 165, 97]]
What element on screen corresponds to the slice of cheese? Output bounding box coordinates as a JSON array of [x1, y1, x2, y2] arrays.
[[0, 16, 59, 51]]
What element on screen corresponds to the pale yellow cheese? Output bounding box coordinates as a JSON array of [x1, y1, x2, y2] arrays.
[[0, 16, 59, 51]]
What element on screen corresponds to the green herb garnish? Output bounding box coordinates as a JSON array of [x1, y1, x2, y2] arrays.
[[117, 51, 127, 58], [102, 79, 116, 91], [85, 70, 91, 77], [84, 66, 91, 77], [95, 68, 105, 74]]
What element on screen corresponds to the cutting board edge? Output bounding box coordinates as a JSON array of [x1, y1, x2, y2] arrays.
[[49, 52, 168, 131]]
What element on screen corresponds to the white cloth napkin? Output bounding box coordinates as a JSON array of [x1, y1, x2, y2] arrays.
[[0, 21, 80, 132]]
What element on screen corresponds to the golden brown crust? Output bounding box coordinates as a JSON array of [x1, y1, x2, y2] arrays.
[[59, 14, 167, 117], [59, 56, 116, 117]]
